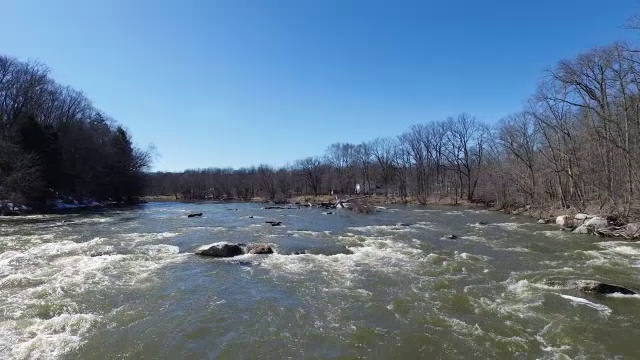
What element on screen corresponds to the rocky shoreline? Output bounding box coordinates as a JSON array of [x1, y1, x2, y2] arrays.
[[0, 198, 145, 216], [502, 207, 640, 241]]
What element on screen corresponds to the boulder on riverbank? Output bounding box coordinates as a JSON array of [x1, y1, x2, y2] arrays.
[[547, 213, 631, 237], [572, 217, 608, 234], [574, 213, 590, 221], [625, 222, 640, 238], [556, 215, 568, 226], [0, 200, 31, 216], [572, 224, 593, 234], [584, 217, 608, 229], [593, 222, 640, 240]]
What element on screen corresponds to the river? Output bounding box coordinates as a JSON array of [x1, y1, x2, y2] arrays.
[[0, 202, 639, 359]]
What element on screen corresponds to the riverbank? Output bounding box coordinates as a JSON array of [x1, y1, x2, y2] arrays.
[[143, 194, 481, 206], [288, 194, 478, 206], [0, 198, 146, 216]]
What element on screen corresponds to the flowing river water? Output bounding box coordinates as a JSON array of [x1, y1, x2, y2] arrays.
[[1, 202, 639, 359]]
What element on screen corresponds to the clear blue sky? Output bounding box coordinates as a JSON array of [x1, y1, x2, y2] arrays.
[[2, 0, 638, 171]]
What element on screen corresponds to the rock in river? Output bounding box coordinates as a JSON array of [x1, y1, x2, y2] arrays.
[[247, 244, 274, 254], [571, 280, 636, 295], [195, 242, 244, 257], [188, 213, 203, 218]]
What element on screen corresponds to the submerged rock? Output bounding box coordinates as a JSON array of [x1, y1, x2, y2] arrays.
[[195, 242, 244, 257], [187, 213, 203, 218], [265, 221, 282, 226], [572, 225, 593, 234], [247, 244, 274, 254], [571, 280, 636, 295], [280, 246, 353, 256], [445, 234, 458, 239], [537, 218, 555, 224], [89, 250, 117, 257], [477, 221, 488, 226], [307, 246, 353, 256], [231, 260, 252, 266]]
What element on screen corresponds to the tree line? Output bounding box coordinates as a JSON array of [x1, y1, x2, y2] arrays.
[[148, 37, 640, 218], [0, 54, 151, 208]]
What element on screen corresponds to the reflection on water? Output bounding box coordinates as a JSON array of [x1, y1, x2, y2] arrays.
[[0, 203, 639, 359]]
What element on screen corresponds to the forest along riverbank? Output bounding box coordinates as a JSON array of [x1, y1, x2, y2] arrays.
[[1, 202, 639, 359]]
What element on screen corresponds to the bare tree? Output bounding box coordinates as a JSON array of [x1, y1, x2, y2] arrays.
[[325, 143, 356, 194], [370, 138, 397, 200], [498, 111, 540, 203], [444, 113, 487, 201], [354, 142, 373, 194], [296, 157, 325, 196]]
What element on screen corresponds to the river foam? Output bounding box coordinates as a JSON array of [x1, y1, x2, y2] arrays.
[[558, 294, 611, 315], [0, 230, 183, 359]]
